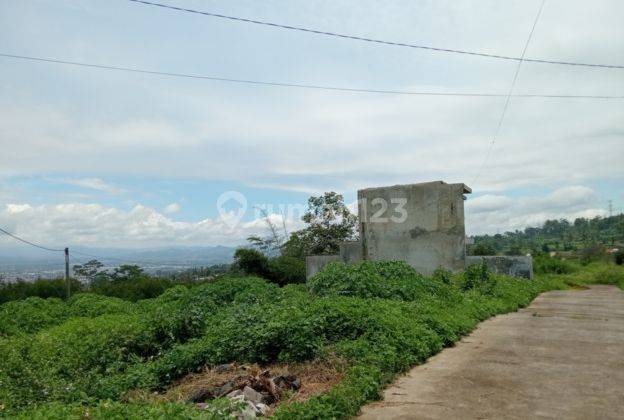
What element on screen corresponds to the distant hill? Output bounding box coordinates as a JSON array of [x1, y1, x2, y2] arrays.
[[0, 246, 237, 279], [470, 214, 624, 255]]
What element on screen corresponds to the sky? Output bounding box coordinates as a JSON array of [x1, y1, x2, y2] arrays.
[[0, 0, 623, 251]]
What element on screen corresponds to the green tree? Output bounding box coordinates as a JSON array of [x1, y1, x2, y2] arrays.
[[282, 192, 357, 258], [233, 248, 272, 279], [470, 243, 496, 256], [72, 259, 106, 285]]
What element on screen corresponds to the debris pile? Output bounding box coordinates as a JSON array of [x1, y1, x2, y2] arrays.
[[189, 365, 300, 418]]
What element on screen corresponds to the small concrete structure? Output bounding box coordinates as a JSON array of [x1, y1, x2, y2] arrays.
[[466, 256, 534, 279], [305, 180, 533, 280], [358, 181, 471, 275], [305, 255, 340, 279]]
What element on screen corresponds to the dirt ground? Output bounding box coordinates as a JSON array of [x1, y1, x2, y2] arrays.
[[359, 285, 624, 419]]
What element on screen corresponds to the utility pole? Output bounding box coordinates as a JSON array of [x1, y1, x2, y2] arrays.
[[608, 200, 613, 218], [64, 247, 70, 299]]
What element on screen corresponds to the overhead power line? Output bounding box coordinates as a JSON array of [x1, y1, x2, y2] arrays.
[[1, 53, 623, 100], [0, 227, 64, 252], [128, 0, 624, 70], [472, 0, 546, 185], [0, 226, 153, 265], [71, 249, 153, 266]]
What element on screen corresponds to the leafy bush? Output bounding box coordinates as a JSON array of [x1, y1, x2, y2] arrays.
[[91, 271, 173, 302], [0, 278, 84, 304], [234, 248, 306, 286], [233, 248, 273, 279], [68, 293, 136, 318], [0, 314, 155, 408], [269, 255, 306, 285], [534, 255, 578, 274], [0, 297, 70, 337], [615, 250, 624, 266], [308, 261, 447, 300], [0, 262, 608, 418], [460, 261, 495, 294], [10, 399, 241, 419], [0, 294, 137, 338], [470, 243, 496, 256]]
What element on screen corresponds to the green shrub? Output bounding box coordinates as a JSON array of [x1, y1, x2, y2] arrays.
[[91, 276, 172, 302], [534, 255, 577, 274], [3, 261, 612, 418], [9, 399, 241, 419], [68, 293, 136, 318], [460, 262, 494, 293], [0, 278, 84, 304], [0, 297, 70, 337], [0, 294, 138, 338], [308, 261, 447, 300], [234, 249, 306, 286], [233, 248, 272, 279], [0, 314, 156, 409], [470, 243, 496, 256], [269, 255, 306, 285], [615, 250, 624, 265]]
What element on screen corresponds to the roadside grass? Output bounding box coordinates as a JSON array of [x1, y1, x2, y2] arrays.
[[0, 261, 620, 419]]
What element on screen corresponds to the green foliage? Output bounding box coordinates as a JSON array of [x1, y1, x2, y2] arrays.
[[470, 243, 496, 256], [615, 250, 624, 265], [0, 294, 136, 338], [0, 297, 70, 337], [90, 265, 172, 301], [460, 262, 495, 294], [268, 255, 306, 286], [308, 261, 446, 301], [470, 214, 624, 256], [0, 278, 84, 304], [281, 192, 357, 258], [534, 255, 578, 275], [3, 260, 621, 419], [68, 293, 136, 317], [234, 249, 306, 286], [72, 259, 105, 284], [233, 248, 272, 279], [579, 243, 608, 265], [432, 267, 452, 285], [9, 399, 240, 419], [558, 263, 624, 289], [1, 261, 228, 306]]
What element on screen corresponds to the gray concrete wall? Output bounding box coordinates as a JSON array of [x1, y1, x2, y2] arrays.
[[306, 255, 341, 279], [466, 256, 534, 279], [339, 241, 363, 265], [358, 181, 471, 275]]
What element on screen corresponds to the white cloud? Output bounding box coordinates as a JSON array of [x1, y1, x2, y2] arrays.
[[46, 177, 125, 194], [0, 0, 622, 247], [163, 202, 181, 214], [0, 202, 301, 249]]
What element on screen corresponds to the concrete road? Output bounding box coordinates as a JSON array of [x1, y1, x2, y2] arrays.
[[359, 286, 624, 420]]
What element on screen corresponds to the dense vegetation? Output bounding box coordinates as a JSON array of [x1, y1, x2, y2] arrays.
[[2, 258, 621, 419], [0, 263, 231, 305], [0, 278, 84, 305], [469, 214, 624, 256]]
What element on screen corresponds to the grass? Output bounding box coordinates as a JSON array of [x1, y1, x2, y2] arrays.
[[0, 260, 621, 419]]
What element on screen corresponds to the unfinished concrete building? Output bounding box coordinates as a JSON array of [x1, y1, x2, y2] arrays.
[[306, 180, 533, 279]]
